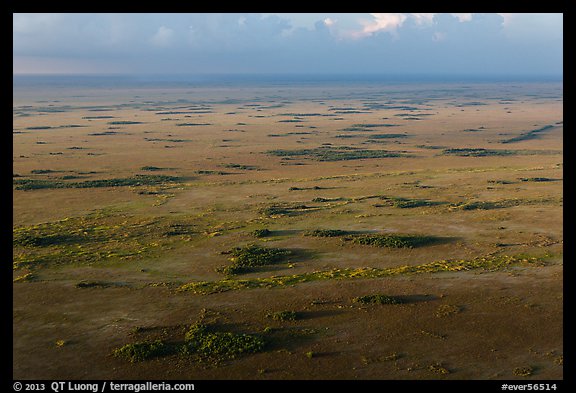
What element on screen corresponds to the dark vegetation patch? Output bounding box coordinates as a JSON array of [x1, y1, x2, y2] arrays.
[[155, 111, 212, 115], [194, 170, 231, 175], [311, 197, 346, 203], [181, 323, 265, 361], [375, 196, 444, 209], [219, 245, 293, 275], [442, 148, 528, 157], [163, 224, 196, 237], [260, 204, 316, 217], [519, 177, 561, 182], [349, 234, 442, 248], [82, 116, 115, 119], [267, 146, 411, 161], [450, 200, 524, 210], [162, 323, 284, 367], [144, 138, 191, 143], [335, 133, 408, 140], [30, 169, 59, 174], [252, 229, 271, 238], [25, 124, 86, 130], [89, 131, 125, 136], [341, 124, 399, 132], [75, 281, 115, 289], [140, 166, 166, 171], [107, 121, 143, 125], [278, 119, 304, 123], [501, 125, 555, 143], [416, 145, 447, 150], [278, 113, 328, 117], [332, 110, 371, 114], [488, 180, 516, 185], [113, 340, 169, 363], [362, 104, 420, 110], [289, 186, 331, 191], [455, 101, 487, 107], [266, 310, 300, 321], [222, 163, 258, 170], [353, 294, 404, 305], [303, 229, 350, 237], [13, 174, 181, 190], [513, 366, 533, 377], [367, 133, 410, 139]]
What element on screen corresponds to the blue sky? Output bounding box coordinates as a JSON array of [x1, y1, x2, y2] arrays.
[[13, 13, 563, 77]]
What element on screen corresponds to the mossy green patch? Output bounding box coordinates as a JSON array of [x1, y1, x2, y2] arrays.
[[353, 294, 403, 305], [376, 196, 444, 209], [303, 229, 350, 237], [13, 174, 181, 190], [349, 234, 440, 248], [441, 148, 558, 157], [267, 146, 411, 161], [181, 323, 265, 361], [113, 340, 168, 363], [267, 310, 300, 321], [252, 229, 271, 238], [220, 245, 293, 275]]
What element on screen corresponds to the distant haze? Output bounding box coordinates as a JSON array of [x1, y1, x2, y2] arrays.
[[13, 13, 563, 78]]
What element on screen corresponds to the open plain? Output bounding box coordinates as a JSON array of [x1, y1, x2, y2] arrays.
[[13, 78, 563, 380]]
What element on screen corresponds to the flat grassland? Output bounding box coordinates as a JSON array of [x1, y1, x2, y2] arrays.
[[13, 81, 563, 380]]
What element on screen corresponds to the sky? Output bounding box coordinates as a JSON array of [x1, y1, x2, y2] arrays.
[[13, 13, 563, 78]]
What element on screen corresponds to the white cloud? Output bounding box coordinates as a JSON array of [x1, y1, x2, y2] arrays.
[[351, 13, 407, 38], [451, 13, 473, 22], [150, 26, 175, 47], [410, 13, 436, 25], [324, 17, 336, 27]]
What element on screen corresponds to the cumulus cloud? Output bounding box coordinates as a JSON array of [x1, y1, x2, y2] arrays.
[[409, 13, 436, 25], [355, 13, 408, 38], [323, 17, 335, 27]]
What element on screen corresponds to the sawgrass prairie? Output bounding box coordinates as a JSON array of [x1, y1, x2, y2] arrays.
[[13, 77, 563, 380]]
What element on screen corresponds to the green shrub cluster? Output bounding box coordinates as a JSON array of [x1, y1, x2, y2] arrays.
[[114, 323, 265, 363], [377, 196, 441, 208], [182, 323, 265, 360], [107, 121, 143, 125], [252, 229, 271, 238], [266, 311, 299, 321], [113, 340, 168, 363], [267, 146, 410, 161], [14, 174, 181, 190], [441, 148, 530, 157], [221, 245, 293, 275], [350, 234, 438, 248], [353, 294, 403, 305], [304, 229, 349, 237], [260, 204, 311, 217]]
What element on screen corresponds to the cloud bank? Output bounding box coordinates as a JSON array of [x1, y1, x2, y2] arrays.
[[13, 13, 563, 77]]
